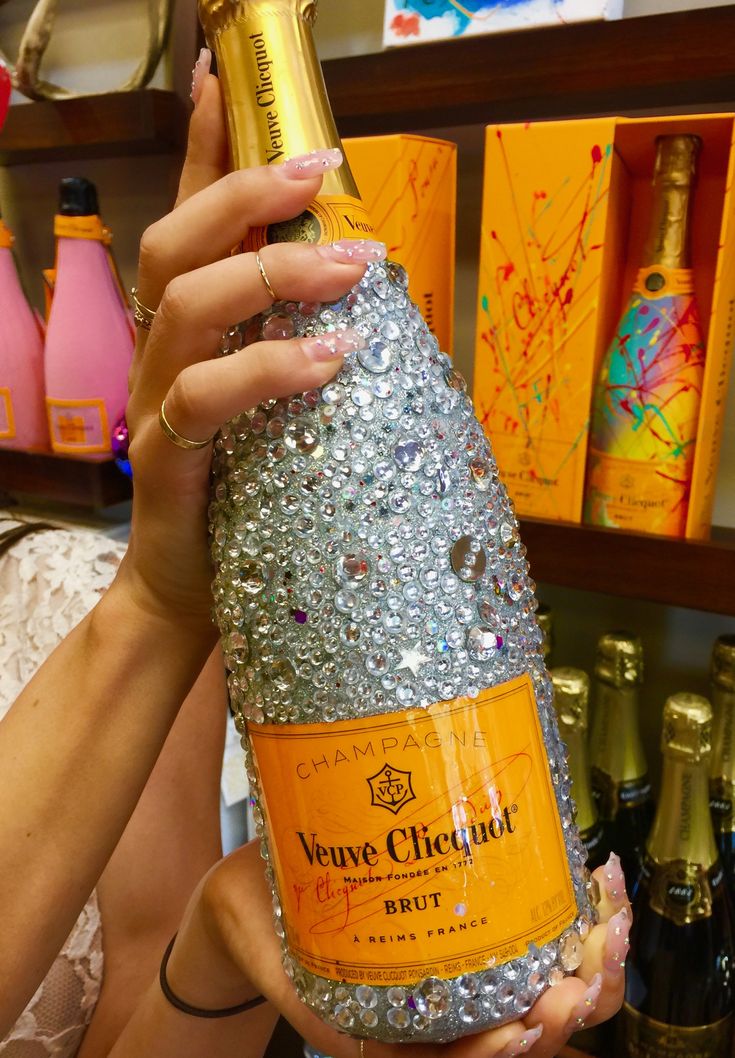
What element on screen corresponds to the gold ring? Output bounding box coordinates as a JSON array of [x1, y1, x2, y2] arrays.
[[255, 251, 278, 301], [158, 399, 215, 450], [131, 287, 156, 330]]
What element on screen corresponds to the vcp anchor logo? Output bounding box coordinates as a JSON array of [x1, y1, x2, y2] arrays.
[[367, 763, 416, 815]]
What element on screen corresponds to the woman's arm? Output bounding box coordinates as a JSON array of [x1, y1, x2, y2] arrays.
[[97, 841, 627, 1058], [0, 68, 371, 1034]]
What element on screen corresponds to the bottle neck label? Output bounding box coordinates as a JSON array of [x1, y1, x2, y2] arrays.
[[0, 220, 13, 249], [710, 778, 734, 834], [622, 1003, 732, 1057], [244, 194, 374, 252], [246, 673, 578, 985], [642, 856, 723, 926], [591, 769, 652, 821], [632, 265, 695, 299], [53, 215, 109, 243]]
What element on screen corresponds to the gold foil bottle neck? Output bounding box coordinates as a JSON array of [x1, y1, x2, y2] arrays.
[[662, 693, 712, 763], [711, 634, 735, 693], [653, 133, 701, 188], [551, 667, 589, 732], [536, 604, 554, 663], [199, 0, 316, 38], [594, 631, 644, 688]]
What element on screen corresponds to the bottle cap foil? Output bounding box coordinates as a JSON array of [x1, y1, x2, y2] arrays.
[[551, 667, 590, 732], [711, 634, 735, 693], [594, 631, 644, 688], [662, 692, 712, 762]]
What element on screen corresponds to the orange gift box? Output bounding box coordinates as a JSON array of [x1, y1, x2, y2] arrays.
[[473, 115, 735, 537], [344, 134, 457, 356]]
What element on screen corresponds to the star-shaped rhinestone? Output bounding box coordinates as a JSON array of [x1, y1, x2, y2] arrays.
[[397, 645, 430, 676]]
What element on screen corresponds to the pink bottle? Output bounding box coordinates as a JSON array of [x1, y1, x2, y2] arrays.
[[0, 211, 48, 451], [44, 177, 134, 459]]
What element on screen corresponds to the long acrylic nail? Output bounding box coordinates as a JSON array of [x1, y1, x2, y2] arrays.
[[563, 973, 602, 1034], [279, 148, 343, 179], [302, 329, 366, 361], [603, 852, 626, 905], [495, 1024, 544, 1058], [604, 907, 631, 974], [317, 239, 388, 263], [190, 47, 211, 106]]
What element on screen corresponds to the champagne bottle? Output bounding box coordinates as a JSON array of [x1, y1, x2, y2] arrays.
[[584, 134, 705, 538], [202, 0, 594, 1043], [622, 693, 735, 1057], [552, 668, 607, 872], [589, 632, 654, 891], [537, 603, 554, 666], [44, 177, 133, 458], [0, 207, 48, 451], [709, 634, 735, 904]]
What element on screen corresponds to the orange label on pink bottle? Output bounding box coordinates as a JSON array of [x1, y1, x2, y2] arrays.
[[248, 673, 576, 985], [0, 388, 16, 438], [0, 221, 14, 250], [53, 215, 111, 244], [46, 398, 111, 454]]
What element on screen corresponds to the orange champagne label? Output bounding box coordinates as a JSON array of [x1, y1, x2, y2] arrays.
[[633, 265, 695, 299], [585, 448, 687, 536], [53, 215, 111, 244], [245, 193, 374, 251], [0, 388, 15, 438], [46, 398, 111, 454], [0, 221, 14, 249], [248, 673, 577, 985]]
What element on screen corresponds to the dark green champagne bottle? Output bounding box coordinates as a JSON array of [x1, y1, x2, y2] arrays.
[[622, 693, 735, 1058], [710, 634, 735, 906], [589, 632, 654, 891], [552, 667, 607, 872]]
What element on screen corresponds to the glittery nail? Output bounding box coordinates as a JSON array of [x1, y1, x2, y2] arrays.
[[604, 906, 631, 973], [495, 1024, 544, 1058], [190, 47, 211, 106], [317, 239, 388, 263], [563, 973, 602, 1034], [279, 148, 343, 179], [302, 330, 366, 361], [604, 851, 626, 904]]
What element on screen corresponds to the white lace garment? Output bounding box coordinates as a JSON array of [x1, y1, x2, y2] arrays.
[[0, 521, 125, 1056]]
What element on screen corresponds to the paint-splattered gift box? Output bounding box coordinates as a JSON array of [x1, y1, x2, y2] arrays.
[[344, 134, 457, 357], [472, 116, 735, 538], [383, 0, 621, 47]]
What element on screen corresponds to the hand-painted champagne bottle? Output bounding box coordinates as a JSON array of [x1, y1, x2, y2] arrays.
[[44, 177, 133, 459], [202, 0, 594, 1043], [552, 668, 607, 873], [584, 134, 704, 537], [589, 632, 654, 892], [0, 207, 48, 451], [622, 694, 735, 1058], [709, 634, 735, 905]]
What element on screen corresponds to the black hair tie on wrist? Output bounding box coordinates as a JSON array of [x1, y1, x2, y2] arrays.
[[159, 934, 267, 1018]]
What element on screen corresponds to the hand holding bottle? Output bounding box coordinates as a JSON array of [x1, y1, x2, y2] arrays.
[[119, 64, 377, 630], [150, 840, 629, 1058]]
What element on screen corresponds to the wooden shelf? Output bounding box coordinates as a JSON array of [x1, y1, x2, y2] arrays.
[[326, 5, 735, 135], [1, 6, 734, 165], [0, 88, 187, 165], [520, 517, 735, 616], [0, 450, 132, 508]]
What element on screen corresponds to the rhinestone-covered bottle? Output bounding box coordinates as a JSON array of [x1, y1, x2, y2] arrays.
[[201, 0, 594, 1043]]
